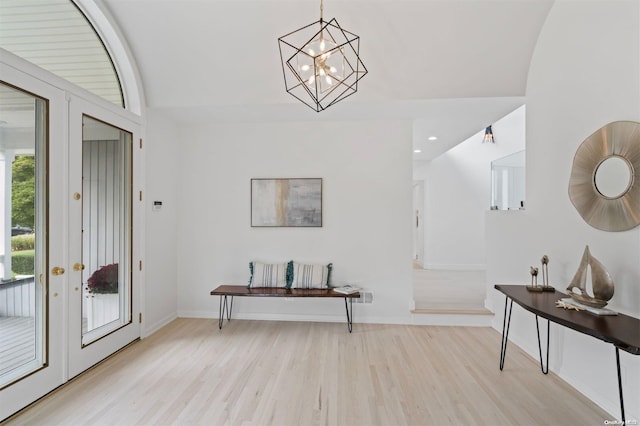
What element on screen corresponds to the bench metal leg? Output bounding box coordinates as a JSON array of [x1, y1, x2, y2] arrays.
[[218, 295, 234, 329], [499, 297, 513, 370], [535, 314, 550, 375], [344, 297, 354, 333]]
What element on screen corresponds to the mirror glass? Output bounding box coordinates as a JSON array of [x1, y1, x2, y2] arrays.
[[569, 121, 640, 231], [491, 150, 525, 210], [594, 156, 632, 199]]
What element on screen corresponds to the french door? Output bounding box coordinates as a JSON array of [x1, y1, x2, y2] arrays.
[[0, 59, 141, 419], [0, 62, 67, 420], [67, 96, 140, 378]]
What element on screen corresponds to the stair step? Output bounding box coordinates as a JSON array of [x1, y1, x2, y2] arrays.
[[411, 308, 493, 315]]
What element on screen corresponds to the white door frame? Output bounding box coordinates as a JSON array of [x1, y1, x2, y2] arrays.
[[412, 180, 425, 268]]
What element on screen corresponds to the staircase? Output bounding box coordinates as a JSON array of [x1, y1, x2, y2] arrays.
[[412, 268, 493, 326]]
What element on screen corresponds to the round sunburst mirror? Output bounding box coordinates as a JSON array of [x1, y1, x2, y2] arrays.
[[568, 121, 640, 232]]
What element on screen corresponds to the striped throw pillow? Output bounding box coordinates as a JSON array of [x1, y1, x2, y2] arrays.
[[249, 262, 289, 288], [291, 262, 332, 289]]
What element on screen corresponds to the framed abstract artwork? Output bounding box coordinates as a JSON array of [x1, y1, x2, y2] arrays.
[[251, 178, 322, 227]]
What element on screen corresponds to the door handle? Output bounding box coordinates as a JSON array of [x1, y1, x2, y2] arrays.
[[51, 266, 65, 276], [73, 263, 85, 271]]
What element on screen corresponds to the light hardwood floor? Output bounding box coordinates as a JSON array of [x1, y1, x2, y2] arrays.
[[6, 319, 608, 425]]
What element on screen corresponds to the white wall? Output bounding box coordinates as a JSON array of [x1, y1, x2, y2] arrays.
[[142, 109, 180, 336], [175, 120, 414, 324], [487, 0, 640, 421], [414, 106, 525, 269], [140, 1, 639, 419]]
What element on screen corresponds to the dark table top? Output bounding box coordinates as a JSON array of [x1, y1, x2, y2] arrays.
[[495, 284, 640, 355], [211, 285, 360, 298]]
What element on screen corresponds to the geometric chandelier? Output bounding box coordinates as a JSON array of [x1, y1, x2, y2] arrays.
[[278, 0, 367, 112]]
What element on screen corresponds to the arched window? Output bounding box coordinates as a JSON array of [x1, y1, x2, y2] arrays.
[[0, 0, 124, 108]]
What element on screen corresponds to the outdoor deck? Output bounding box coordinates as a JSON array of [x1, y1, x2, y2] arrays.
[[0, 277, 37, 378], [0, 315, 35, 376]]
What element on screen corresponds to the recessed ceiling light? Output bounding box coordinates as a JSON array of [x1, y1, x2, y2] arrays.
[[428, 136, 438, 141], [414, 149, 422, 153]]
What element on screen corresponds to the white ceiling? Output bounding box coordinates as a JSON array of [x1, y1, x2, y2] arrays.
[[5, 0, 553, 160], [101, 0, 552, 105]]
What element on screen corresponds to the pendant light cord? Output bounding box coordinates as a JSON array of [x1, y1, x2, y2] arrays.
[[320, 0, 324, 23]]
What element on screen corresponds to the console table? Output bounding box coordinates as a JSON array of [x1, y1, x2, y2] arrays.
[[495, 284, 640, 424]]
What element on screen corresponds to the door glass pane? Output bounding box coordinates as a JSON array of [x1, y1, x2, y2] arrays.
[[0, 82, 47, 387], [81, 115, 131, 345]]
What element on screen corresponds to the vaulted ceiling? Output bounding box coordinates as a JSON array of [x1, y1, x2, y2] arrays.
[[101, 0, 552, 158], [103, 0, 552, 108], [1, 0, 554, 159]]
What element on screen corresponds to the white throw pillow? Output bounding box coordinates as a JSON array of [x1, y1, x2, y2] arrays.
[[249, 261, 289, 288], [291, 262, 332, 289]]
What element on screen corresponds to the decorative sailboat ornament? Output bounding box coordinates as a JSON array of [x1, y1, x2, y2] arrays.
[[566, 246, 614, 308]]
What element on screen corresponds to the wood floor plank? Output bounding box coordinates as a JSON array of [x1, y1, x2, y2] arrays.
[[5, 319, 610, 425]]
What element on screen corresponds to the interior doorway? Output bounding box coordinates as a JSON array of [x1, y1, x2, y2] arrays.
[[411, 107, 526, 314], [412, 180, 424, 268], [411, 178, 488, 312]]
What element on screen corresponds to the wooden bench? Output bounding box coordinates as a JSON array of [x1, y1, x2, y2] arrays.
[[210, 285, 360, 332]]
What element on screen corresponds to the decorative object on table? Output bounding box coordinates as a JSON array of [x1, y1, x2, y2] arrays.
[[251, 178, 322, 227], [333, 284, 360, 295], [277, 0, 367, 112], [527, 266, 542, 292], [568, 120, 640, 232], [558, 298, 618, 316], [539, 255, 555, 292], [566, 245, 614, 309], [555, 299, 583, 311]]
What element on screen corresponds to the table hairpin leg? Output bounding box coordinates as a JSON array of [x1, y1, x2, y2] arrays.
[[217, 295, 234, 329], [615, 347, 626, 425], [535, 315, 550, 374], [499, 297, 514, 370], [344, 297, 354, 333]]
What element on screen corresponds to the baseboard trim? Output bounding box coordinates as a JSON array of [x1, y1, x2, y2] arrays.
[[142, 312, 178, 338], [412, 308, 493, 315], [176, 309, 499, 327], [411, 312, 493, 327], [178, 310, 413, 326]]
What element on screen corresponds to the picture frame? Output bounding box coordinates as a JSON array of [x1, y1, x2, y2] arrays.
[[251, 178, 322, 227]]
